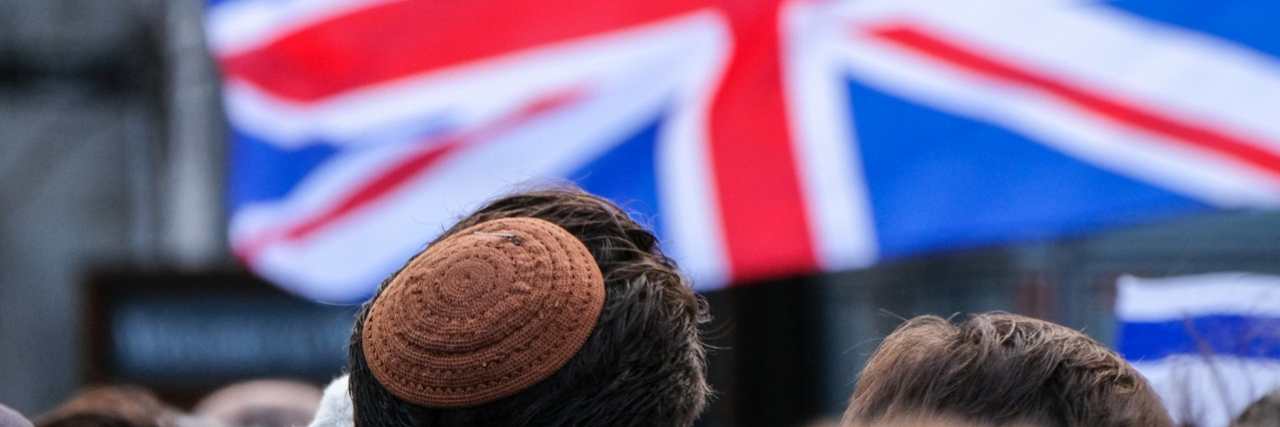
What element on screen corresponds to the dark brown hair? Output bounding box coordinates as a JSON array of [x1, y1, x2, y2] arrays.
[[348, 188, 710, 426], [842, 313, 1174, 427]]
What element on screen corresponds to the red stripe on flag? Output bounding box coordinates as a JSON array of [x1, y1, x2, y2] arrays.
[[221, 0, 711, 102], [868, 25, 1280, 178], [708, 2, 817, 284], [236, 88, 587, 262]]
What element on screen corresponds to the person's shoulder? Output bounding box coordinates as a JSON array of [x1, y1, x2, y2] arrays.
[[306, 376, 352, 427], [0, 403, 33, 427]]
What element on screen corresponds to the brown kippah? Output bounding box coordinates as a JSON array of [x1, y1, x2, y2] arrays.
[[362, 217, 606, 407]]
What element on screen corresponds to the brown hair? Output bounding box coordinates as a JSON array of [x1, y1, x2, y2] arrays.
[[35, 386, 180, 427], [845, 413, 1041, 427], [1231, 388, 1280, 427], [348, 188, 710, 426], [842, 313, 1173, 427]]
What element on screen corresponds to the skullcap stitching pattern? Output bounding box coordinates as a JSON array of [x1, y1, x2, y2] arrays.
[[362, 217, 605, 407]]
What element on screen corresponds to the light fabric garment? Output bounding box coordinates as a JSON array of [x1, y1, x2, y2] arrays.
[[307, 376, 353, 427], [0, 403, 32, 427]]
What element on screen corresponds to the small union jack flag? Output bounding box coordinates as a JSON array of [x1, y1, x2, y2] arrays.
[[1117, 273, 1280, 427], [208, 0, 1280, 303]]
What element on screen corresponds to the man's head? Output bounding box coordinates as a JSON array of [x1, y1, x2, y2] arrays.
[[348, 188, 709, 426], [1231, 388, 1280, 427], [35, 386, 181, 427], [842, 313, 1173, 427], [193, 380, 322, 427], [843, 413, 1041, 427]]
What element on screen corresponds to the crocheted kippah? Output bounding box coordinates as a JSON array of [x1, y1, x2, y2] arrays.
[[362, 217, 606, 408]]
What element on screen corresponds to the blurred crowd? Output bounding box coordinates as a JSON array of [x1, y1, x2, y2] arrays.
[[0, 378, 333, 427], [3, 326, 1279, 427], [2, 188, 1277, 427]]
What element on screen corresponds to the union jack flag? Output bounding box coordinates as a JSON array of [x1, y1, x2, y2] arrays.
[[208, 0, 1280, 303], [1117, 273, 1280, 427]]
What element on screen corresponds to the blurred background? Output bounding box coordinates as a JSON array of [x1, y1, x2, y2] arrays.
[[2, 0, 1279, 426]]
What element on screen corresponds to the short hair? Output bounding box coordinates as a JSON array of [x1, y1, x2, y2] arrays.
[[844, 413, 1040, 427], [348, 188, 709, 427], [1231, 388, 1280, 427], [35, 385, 180, 427], [193, 379, 322, 427], [842, 313, 1174, 427]]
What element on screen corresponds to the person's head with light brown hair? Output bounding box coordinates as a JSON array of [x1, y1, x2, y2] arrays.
[[845, 413, 1041, 427], [1231, 388, 1280, 427], [34, 385, 182, 427], [842, 313, 1173, 427], [347, 187, 710, 427], [193, 379, 322, 427]]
